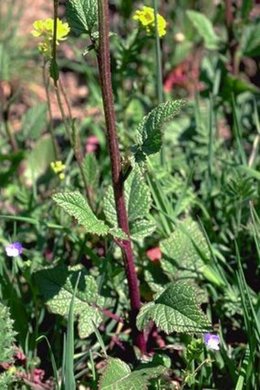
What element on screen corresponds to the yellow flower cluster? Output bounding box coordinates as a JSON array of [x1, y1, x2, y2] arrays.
[[50, 161, 65, 180], [31, 18, 70, 58], [133, 6, 167, 37]]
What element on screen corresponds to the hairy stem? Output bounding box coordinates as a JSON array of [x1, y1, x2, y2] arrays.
[[97, 0, 146, 353]]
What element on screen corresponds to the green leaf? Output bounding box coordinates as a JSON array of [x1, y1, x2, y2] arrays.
[[0, 298, 18, 387], [104, 169, 152, 225], [238, 165, 260, 181], [221, 73, 259, 97], [82, 153, 99, 191], [0, 302, 16, 363], [130, 219, 156, 240], [98, 358, 166, 390], [108, 227, 128, 240], [133, 100, 185, 162], [21, 103, 47, 140], [53, 191, 110, 236], [144, 268, 169, 294], [137, 282, 211, 334], [66, 0, 98, 36], [241, 0, 253, 20], [34, 265, 104, 338], [103, 186, 117, 227], [103, 168, 154, 239], [160, 219, 210, 278], [22, 135, 56, 185], [127, 169, 152, 222], [186, 10, 220, 50], [240, 22, 260, 57]]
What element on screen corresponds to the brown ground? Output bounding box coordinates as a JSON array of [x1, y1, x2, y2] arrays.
[[1, 0, 93, 132]]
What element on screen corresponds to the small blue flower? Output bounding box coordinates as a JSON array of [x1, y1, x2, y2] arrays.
[[5, 242, 23, 257], [203, 333, 220, 351]]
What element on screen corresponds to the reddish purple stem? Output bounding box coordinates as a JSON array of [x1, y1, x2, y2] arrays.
[[97, 0, 146, 354]]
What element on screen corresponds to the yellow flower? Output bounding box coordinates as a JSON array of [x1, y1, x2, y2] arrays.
[[133, 6, 166, 38], [50, 161, 66, 180], [7, 366, 17, 375], [31, 18, 70, 58]]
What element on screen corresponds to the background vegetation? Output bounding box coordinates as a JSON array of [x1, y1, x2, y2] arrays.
[[0, 0, 259, 389]]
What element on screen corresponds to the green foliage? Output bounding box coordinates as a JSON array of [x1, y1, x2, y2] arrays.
[[130, 219, 156, 240], [103, 168, 156, 239], [186, 10, 220, 50], [137, 282, 211, 334], [22, 134, 56, 185], [225, 171, 256, 202], [63, 272, 80, 390], [35, 265, 104, 338], [53, 191, 110, 236], [133, 100, 185, 163], [1, 1, 260, 388], [0, 44, 11, 80], [160, 219, 210, 278], [82, 153, 100, 192], [184, 338, 204, 363], [222, 73, 259, 97], [127, 169, 152, 222], [240, 21, 260, 57], [21, 103, 47, 140], [66, 0, 98, 36], [53, 190, 127, 238], [0, 301, 16, 363], [0, 372, 15, 390], [98, 358, 166, 390], [0, 302, 16, 390]]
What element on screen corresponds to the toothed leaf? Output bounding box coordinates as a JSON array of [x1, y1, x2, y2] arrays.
[[98, 358, 166, 390], [160, 219, 210, 278], [35, 265, 104, 338], [133, 100, 185, 162], [137, 282, 211, 334], [53, 191, 110, 236], [66, 0, 97, 36]]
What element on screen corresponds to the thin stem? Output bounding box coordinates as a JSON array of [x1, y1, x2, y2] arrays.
[[52, 0, 58, 62], [153, 0, 164, 165], [94, 305, 124, 324], [54, 81, 93, 206], [153, 0, 163, 104], [4, 115, 18, 152], [54, 84, 71, 138], [97, 0, 146, 354], [51, 0, 93, 206], [42, 62, 59, 159], [59, 79, 73, 120]]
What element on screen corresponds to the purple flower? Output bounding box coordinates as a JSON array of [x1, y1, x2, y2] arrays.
[[5, 242, 23, 257], [203, 333, 220, 351]]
